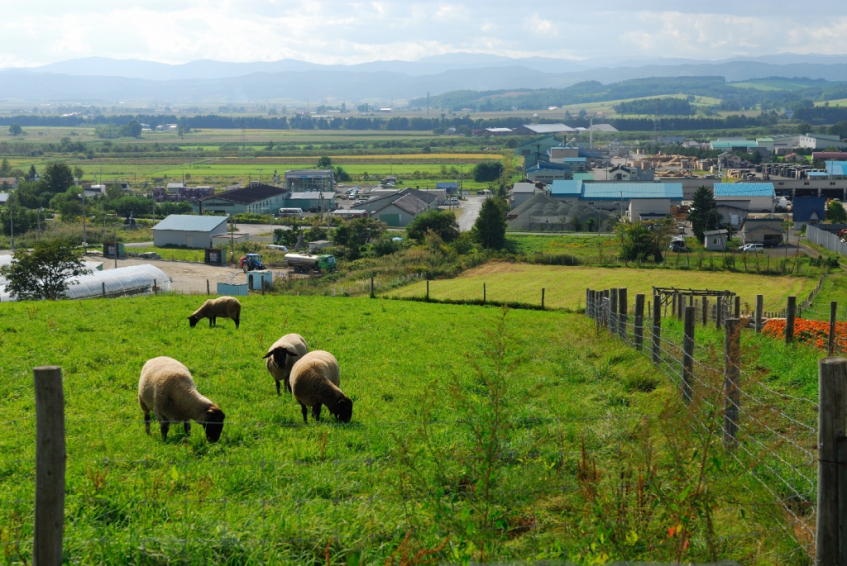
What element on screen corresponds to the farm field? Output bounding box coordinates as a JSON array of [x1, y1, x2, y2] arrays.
[[815, 98, 847, 107], [0, 295, 805, 564], [387, 263, 816, 311]]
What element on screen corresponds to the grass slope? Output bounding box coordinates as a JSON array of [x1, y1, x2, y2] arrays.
[[387, 263, 815, 311], [0, 295, 802, 564]]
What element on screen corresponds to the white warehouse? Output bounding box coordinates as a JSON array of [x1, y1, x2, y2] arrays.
[[152, 215, 229, 249]]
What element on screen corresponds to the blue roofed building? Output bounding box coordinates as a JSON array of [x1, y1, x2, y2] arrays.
[[826, 161, 847, 178], [152, 214, 229, 248], [792, 197, 826, 228], [713, 183, 775, 211], [526, 161, 572, 184], [548, 180, 682, 214]]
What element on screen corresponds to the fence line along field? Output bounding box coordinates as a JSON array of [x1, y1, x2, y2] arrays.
[[387, 263, 816, 311], [0, 295, 805, 564]]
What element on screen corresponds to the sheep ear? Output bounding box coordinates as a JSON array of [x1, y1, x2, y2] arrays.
[[283, 348, 297, 357], [262, 350, 274, 359]]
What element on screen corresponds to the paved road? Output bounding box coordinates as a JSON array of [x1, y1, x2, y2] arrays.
[[457, 196, 485, 232]]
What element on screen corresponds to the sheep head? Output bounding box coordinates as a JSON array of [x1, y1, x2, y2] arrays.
[[188, 315, 200, 328], [201, 406, 226, 442], [262, 347, 297, 369], [332, 397, 353, 424]]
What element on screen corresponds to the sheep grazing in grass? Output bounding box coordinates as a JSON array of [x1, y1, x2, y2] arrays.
[[262, 333, 309, 395], [289, 351, 352, 424], [188, 296, 241, 329], [138, 356, 226, 442]]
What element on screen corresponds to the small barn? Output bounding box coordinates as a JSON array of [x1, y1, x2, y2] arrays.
[[703, 229, 729, 251], [153, 215, 228, 249], [740, 218, 784, 246]]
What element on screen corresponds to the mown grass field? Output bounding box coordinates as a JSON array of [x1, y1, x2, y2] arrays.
[[387, 263, 816, 311], [0, 295, 804, 564]]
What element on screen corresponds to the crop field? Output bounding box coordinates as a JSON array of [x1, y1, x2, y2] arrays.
[[815, 98, 847, 107], [387, 263, 815, 311], [0, 294, 806, 563]]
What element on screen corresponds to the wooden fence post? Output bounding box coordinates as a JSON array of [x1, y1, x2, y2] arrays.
[[484, 283, 487, 305], [816, 357, 847, 566], [618, 288, 628, 341], [652, 295, 662, 365], [683, 306, 695, 404], [829, 302, 838, 356], [702, 296, 708, 327], [755, 295, 763, 334], [716, 296, 723, 329], [609, 289, 618, 336], [153, 279, 158, 296], [671, 292, 677, 319], [207, 279, 210, 295], [34, 366, 65, 566], [634, 294, 645, 352], [541, 288, 545, 310], [723, 318, 741, 448], [734, 296, 740, 318], [677, 293, 683, 321], [370, 276, 374, 299], [101, 282, 106, 298], [786, 296, 797, 344], [426, 280, 430, 302]]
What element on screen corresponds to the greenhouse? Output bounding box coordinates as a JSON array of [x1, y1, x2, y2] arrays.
[[0, 263, 170, 302]]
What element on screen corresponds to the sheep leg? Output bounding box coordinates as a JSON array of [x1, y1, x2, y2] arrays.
[[139, 397, 151, 435], [275, 380, 281, 396], [159, 420, 170, 441], [299, 402, 309, 424], [234, 316, 240, 329], [312, 404, 322, 422], [184, 421, 191, 436], [209, 317, 215, 328]]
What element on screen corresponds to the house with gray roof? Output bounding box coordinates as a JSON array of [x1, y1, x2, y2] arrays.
[[371, 193, 429, 227], [194, 183, 289, 215], [152, 214, 229, 248]]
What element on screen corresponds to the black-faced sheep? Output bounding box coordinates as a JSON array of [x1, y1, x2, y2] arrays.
[[138, 356, 226, 442], [262, 333, 309, 395], [289, 351, 352, 424], [188, 296, 241, 329]]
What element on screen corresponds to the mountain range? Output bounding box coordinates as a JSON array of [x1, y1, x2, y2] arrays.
[[2, 53, 847, 105]]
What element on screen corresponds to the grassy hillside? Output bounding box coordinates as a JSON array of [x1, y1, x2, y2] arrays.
[[387, 263, 816, 311], [0, 295, 805, 563]]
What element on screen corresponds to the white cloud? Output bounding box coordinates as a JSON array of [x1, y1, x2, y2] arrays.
[[523, 13, 558, 36]]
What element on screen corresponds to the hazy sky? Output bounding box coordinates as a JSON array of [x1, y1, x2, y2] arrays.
[[1, 0, 845, 67]]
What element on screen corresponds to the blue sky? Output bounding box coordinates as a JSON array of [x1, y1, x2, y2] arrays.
[[0, 0, 844, 67]]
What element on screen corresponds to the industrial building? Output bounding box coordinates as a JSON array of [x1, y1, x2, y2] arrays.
[[286, 192, 336, 212], [713, 183, 775, 212], [513, 124, 576, 136], [152, 215, 229, 248], [549, 180, 683, 213], [194, 183, 289, 215], [510, 183, 543, 209], [740, 218, 784, 246], [526, 162, 571, 184], [284, 169, 335, 192], [799, 134, 847, 150]]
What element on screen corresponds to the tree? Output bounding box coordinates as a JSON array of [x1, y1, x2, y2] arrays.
[[829, 121, 847, 139], [27, 165, 37, 181], [316, 156, 332, 168], [73, 166, 84, 182], [41, 162, 75, 197], [796, 122, 812, 135], [8, 124, 22, 136], [473, 197, 508, 250], [0, 238, 90, 300], [334, 165, 351, 182], [0, 158, 10, 175], [472, 160, 504, 183], [616, 218, 674, 262], [827, 200, 847, 223], [689, 186, 721, 240], [332, 217, 386, 248], [406, 209, 460, 243]]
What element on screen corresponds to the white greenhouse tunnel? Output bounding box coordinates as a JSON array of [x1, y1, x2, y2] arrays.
[[0, 261, 171, 302]]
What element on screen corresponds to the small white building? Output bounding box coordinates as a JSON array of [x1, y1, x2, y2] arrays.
[[153, 214, 229, 249], [703, 229, 729, 251]]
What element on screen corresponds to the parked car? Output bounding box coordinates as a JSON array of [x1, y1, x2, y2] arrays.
[[352, 199, 369, 206], [739, 243, 763, 253], [446, 198, 459, 206]]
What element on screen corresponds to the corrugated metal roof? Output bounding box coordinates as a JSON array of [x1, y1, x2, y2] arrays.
[[792, 197, 826, 222], [550, 180, 583, 196], [826, 161, 847, 176], [153, 215, 228, 232], [808, 172, 829, 178], [583, 182, 683, 200], [714, 183, 775, 197], [562, 157, 588, 162], [288, 192, 335, 199]]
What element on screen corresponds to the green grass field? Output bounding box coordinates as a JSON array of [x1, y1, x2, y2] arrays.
[[728, 79, 833, 91], [0, 295, 806, 563], [815, 98, 847, 107], [387, 263, 815, 311]]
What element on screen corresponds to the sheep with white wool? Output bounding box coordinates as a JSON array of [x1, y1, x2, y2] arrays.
[[262, 333, 309, 395], [138, 356, 226, 442], [188, 296, 241, 329], [289, 351, 353, 424]]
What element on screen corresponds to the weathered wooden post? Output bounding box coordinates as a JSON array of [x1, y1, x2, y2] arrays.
[[541, 288, 545, 310], [34, 366, 65, 566], [723, 318, 741, 448], [683, 306, 695, 404], [370, 275, 375, 299], [618, 288, 628, 341], [484, 283, 487, 305], [652, 295, 662, 365], [786, 296, 797, 344], [586, 288, 591, 317], [816, 357, 847, 566], [829, 301, 838, 356], [734, 295, 740, 318], [634, 294, 645, 352], [426, 280, 430, 302], [755, 295, 763, 334], [702, 296, 708, 327], [101, 282, 106, 298], [153, 279, 158, 296], [677, 293, 683, 321], [716, 296, 723, 329], [207, 279, 210, 295], [609, 289, 618, 336]]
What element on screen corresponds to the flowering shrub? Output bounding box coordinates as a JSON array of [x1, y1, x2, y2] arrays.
[[762, 317, 847, 352]]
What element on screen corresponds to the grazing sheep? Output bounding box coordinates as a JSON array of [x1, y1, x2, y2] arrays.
[[262, 333, 309, 395], [289, 351, 352, 424], [138, 356, 226, 442], [188, 296, 241, 329]]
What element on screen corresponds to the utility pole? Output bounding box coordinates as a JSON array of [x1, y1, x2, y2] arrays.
[[9, 196, 14, 253], [78, 192, 87, 254]]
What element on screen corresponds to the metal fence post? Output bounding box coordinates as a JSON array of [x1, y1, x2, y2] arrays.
[[755, 294, 763, 334], [723, 318, 741, 448], [786, 296, 797, 344], [34, 366, 65, 566], [652, 294, 661, 365], [816, 357, 847, 566], [618, 288, 628, 341], [634, 294, 645, 352], [683, 306, 695, 404]]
